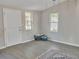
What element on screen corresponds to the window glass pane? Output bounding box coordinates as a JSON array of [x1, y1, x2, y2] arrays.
[[50, 13, 58, 22], [50, 23, 58, 32], [25, 12, 32, 30], [28, 22, 31, 26], [50, 13, 58, 32], [25, 12, 31, 17], [25, 26, 31, 30]]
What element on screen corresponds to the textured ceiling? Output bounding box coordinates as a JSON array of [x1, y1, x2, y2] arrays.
[[0, 0, 66, 11]]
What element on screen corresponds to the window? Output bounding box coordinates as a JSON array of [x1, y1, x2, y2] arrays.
[[25, 12, 32, 30], [49, 13, 58, 32]]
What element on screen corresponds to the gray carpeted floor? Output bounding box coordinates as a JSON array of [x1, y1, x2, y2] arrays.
[[0, 40, 79, 59]]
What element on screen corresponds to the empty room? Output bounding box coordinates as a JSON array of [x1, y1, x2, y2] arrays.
[[0, 0, 79, 59]]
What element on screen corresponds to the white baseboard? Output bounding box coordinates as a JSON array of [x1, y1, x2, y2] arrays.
[[21, 39, 34, 44], [0, 46, 6, 50], [50, 39, 79, 47], [0, 39, 34, 50]]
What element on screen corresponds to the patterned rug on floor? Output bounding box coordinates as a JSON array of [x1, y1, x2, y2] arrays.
[[37, 47, 78, 59]]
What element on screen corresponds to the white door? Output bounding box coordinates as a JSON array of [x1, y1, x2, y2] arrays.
[[3, 8, 22, 47]]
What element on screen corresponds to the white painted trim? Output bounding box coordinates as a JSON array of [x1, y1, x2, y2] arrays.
[[0, 46, 6, 50], [21, 39, 34, 44], [6, 40, 34, 48], [50, 39, 79, 47], [0, 39, 34, 50]]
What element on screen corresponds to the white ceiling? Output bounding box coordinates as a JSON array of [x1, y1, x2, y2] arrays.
[[0, 0, 66, 11]]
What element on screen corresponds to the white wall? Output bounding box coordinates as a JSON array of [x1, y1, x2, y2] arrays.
[[75, 0, 79, 44], [0, 7, 5, 48], [41, 0, 79, 46]]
